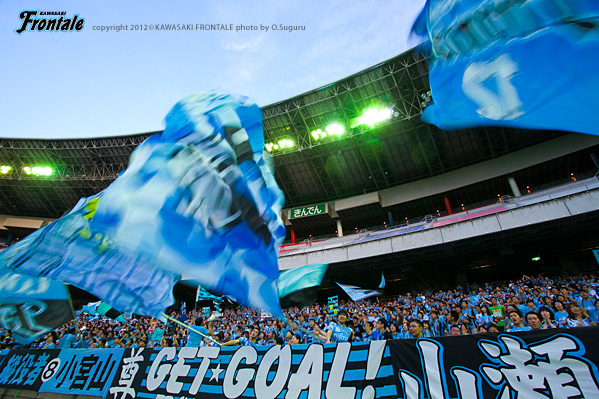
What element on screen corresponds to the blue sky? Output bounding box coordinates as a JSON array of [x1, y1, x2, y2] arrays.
[[1, 0, 425, 138]]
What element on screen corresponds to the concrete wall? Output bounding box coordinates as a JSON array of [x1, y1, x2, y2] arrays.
[[278, 187, 599, 270]]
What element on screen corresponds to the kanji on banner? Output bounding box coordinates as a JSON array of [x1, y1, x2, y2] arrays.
[[0, 350, 57, 391], [39, 349, 124, 397], [389, 328, 599, 399]]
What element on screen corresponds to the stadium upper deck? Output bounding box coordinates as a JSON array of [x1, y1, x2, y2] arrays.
[[1, 48, 598, 244]]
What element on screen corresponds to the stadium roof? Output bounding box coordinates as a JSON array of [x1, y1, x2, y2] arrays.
[[0, 48, 588, 236]]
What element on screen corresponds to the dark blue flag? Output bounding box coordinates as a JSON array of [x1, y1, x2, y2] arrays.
[[179, 301, 187, 322]]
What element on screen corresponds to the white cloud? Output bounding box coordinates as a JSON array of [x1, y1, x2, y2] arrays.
[[222, 36, 264, 52], [240, 70, 253, 82]]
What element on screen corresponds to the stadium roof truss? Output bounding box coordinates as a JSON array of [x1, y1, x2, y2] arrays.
[[0, 49, 570, 221]]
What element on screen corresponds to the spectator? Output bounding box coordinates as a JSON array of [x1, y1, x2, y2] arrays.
[[525, 312, 542, 331], [538, 307, 559, 329], [566, 303, 596, 328], [57, 328, 79, 349], [325, 310, 352, 343], [186, 318, 211, 347], [449, 325, 462, 336], [408, 320, 424, 339], [506, 311, 531, 333]]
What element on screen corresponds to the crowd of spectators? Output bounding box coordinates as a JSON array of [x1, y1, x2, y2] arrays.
[[1, 272, 597, 350]]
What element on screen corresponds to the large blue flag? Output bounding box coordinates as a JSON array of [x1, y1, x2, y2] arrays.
[[414, 0, 599, 135], [0, 267, 74, 343], [0, 92, 286, 318]]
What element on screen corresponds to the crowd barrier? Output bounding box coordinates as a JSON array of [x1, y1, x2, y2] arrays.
[[0, 328, 597, 399]]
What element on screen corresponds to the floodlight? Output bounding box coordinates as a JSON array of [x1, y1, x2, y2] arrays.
[[24, 166, 54, 176], [354, 107, 393, 127], [325, 123, 344, 135]]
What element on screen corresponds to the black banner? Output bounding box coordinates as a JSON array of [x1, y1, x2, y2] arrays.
[[389, 328, 599, 399], [0, 348, 122, 397], [109, 341, 396, 399], [0, 328, 598, 398]]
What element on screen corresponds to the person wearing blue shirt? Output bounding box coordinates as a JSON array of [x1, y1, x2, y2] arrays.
[[366, 318, 392, 341], [538, 307, 559, 329], [525, 312, 543, 331], [553, 301, 569, 327], [506, 311, 531, 333], [42, 332, 57, 349], [578, 290, 597, 322], [524, 300, 537, 315], [57, 328, 79, 349], [512, 297, 529, 319], [325, 310, 352, 343], [428, 310, 445, 337], [186, 318, 211, 347], [408, 320, 424, 339], [222, 326, 260, 347]]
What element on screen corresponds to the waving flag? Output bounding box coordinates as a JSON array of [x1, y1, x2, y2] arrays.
[[415, 0, 599, 135], [278, 263, 328, 308], [0, 92, 286, 318], [96, 302, 126, 323], [0, 267, 74, 344], [336, 282, 381, 302], [81, 301, 101, 315], [179, 301, 187, 322], [379, 272, 386, 289], [196, 286, 222, 302], [277, 263, 328, 298], [0, 197, 178, 318]]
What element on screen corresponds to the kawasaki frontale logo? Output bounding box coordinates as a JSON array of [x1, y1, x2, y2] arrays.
[[15, 10, 85, 34]]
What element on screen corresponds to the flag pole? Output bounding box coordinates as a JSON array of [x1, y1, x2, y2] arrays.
[[162, 313, 221, 346]]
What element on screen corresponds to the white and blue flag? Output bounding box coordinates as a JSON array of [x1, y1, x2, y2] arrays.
[[336, 282, 381, 302], [414, 0, 599, 135], [0, 92, 286, 318], [197, 286, 222, 302]]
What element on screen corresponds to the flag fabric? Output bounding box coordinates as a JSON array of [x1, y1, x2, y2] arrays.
[[197, 286, 221, 302], [81, 301, 126, 323], [414, 0, 599, 135], [179, 301, 187, 322], [379, 272, 385, 289], [0, 92, 286, 318], [96, 302, 126, 323], [277, 263, 328, 298], [0, 196, 178, 319], [81, 301, 101, 315], [336, 282, 381, 302], [277, 263, 328, 308], [0, 267, 74, 344]]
